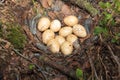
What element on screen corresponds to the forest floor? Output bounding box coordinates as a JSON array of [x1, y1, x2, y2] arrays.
[[0, 0, 120, 80]]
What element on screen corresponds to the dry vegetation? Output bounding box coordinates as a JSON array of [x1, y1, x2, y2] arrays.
[[0, 0, 120, 80]]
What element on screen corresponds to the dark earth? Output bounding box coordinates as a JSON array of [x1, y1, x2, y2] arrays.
[[0, 0, 120, 80]]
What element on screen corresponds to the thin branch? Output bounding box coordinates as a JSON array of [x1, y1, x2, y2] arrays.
[[87, 50, 100, 80], [39, 56, 78, 80], [99, 53, 109, 80], [107, 45, 120, 76], [12, 48, 47, 80]]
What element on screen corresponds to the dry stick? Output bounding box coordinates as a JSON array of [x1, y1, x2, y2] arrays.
[[12, 48, 47, 80], [97, 47, 109, 80], [87, 50, 100, 80], [99, 53, 109, 80], [107, 45, 120, 76], [13, 48, 78, 80], [100, 35, 120, 78], [39, 56, 78, 80]]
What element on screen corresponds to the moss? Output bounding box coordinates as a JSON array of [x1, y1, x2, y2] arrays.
[[70, 0, 98, 16], [0, 20, 26, 49], [6, 23, 27, 49]]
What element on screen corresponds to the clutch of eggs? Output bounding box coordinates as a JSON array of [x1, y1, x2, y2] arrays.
[[37, 15, 87, 56]]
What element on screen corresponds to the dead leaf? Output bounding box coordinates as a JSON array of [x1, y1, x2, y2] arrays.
[[47, 0, 53, 6], [53, 75, 67, 80], [40, 0, 49, 8], [82, 61, 90, 70], [4, 42, 11, 49], [115, 17, 120, 24], [61, 4, 72, 16], [0, 38, 11, 49], [48, 11, 56, 19], [40, 0, 53, 8]]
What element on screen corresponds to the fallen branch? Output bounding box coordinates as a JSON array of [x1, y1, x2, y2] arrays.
[[12, 48, 47, 80], [39, 56, 78, 80], [13, 48, 78, 80], [62, 0, 98, 16]]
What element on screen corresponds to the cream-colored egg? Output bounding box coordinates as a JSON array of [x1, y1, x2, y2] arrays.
[[47, 39, 60, 53], [55, 35, 65, 45], [64, 15, 78, 26], [42, 29, 55, 44], [50, 19, 61, 32], [61, 41, 73, 55], [59, 27, 72, 37], [73, 24, 87, 37], [38, 17, 51, 31], [66, 34, 78, 44]]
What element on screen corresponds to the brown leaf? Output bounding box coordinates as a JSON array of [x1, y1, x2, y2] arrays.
[[115, 17, 120, 24], [40, 0, 49, 8], [53, 75, 67, 80], [82, 61, 90, 70], [61, 4, 72, 16], [48, 11, 56, 19], [4, 42, 11, 49], [0, 38, 11, 49], [40, 0, 53, 8], [47, 0, 53, 6]]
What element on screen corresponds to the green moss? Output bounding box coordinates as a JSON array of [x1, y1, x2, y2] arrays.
[[73, 0, 98, 16], [6, 23, 27, 49], [0, 20, 27, 49]]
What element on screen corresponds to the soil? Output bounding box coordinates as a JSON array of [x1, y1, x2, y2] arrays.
[[0, 0, 120, 80]]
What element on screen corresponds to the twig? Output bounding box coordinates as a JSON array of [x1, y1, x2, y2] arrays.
[[39, 56, 78, 80], [107, 45, 120, 76], [87, 50, 100, 80], [97, 46, 109, 80], [12, 48, 47, 80], [99, 53, 109, 80], [13, 49, 32, 62]]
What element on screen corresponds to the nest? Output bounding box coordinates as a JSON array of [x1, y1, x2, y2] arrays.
[[0, 0, 119, 80]]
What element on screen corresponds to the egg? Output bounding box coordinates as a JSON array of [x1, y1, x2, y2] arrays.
[[66, 34, 78, 44], [55, 35, 65, 45], [64, 15, 78, 26], [73, 24, 87, 37], [50, 19, 61, 32], [59, 27, 72, 37], [42, 29, 55, 44], [47, 39, 60, 53], [38, 17, 51, 31], [61, 41, 73, 55]]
